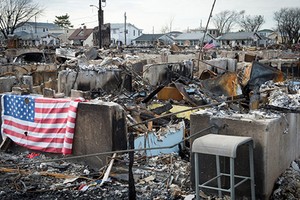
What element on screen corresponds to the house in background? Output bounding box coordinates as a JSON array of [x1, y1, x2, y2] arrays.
[[218, 32, 262, 48], [14, 22, 65, 47], [174, 32, 214, 47], [68, 26, 94, 46], [133, 34, 174, 46], [110, 23, 142, 46], [41, 33, 61, 46], [15, 22, 64, 35], [257, 29, 274, 38]]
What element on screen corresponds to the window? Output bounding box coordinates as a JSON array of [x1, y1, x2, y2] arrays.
[[133, 30, 135, 36]]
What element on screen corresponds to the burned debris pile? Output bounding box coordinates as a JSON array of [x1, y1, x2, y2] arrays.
[[0, 151, 192, 200], [0, 45, 300, 199]]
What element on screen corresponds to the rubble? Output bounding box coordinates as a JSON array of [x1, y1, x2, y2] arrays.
[[0, 150, 195, 200], [270, 159, 300, 200], [1, 44, 300, 199]]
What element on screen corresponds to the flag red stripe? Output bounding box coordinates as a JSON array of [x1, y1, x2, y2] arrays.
[[66, 116, 76, 124], [3, 128, 66, 143], [4, 119, 67, 134], [66, 127, 75, 134], [63, 137, 74, 144], [14, 142, 63, 153], [35, 98, 71, 104], [35, 117, 68, 124]]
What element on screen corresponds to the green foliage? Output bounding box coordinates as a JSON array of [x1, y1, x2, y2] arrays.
[[54, 14, 73, 28]]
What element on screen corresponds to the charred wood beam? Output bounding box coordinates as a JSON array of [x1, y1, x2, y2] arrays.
[[150, 102, 173, 115], [142, 85, 165, 104]]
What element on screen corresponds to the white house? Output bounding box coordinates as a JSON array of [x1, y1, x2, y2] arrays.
[[15, 22, 64, 35], [14, 22, 65, 46], [110, 23, 142, 46]]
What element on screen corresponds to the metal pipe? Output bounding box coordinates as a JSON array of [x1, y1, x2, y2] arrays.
[[197, 0, 217, 69], [0, 126, 214, 168]]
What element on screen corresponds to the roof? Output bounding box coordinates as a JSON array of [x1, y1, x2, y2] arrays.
[[68, 27, 93, 40], [174, 32, 213, 42], [219, 32, 261, 40], [133, 34, 165, 41], [257, 29, 274, 33], [23, 22, 61, 29]]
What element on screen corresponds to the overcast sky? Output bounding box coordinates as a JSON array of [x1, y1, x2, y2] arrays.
[[35, 0, 299, 33]]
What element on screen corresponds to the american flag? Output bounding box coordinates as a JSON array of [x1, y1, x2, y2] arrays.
[[203, 39, 215, 50], [1, 94, 80, 155]]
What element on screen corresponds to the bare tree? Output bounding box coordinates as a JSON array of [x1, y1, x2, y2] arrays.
[[0, 0, 43, 39], [160, 24, 169, 34], [239, 15, 265, 32], [274, 7, 300, 44], [169, 16, 175, 33], [212, 10, 245, 35]]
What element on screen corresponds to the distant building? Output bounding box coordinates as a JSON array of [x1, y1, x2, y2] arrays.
[[110, 23, 142, 46], [257, 29, 274, 38], [133, 34, 174, 46], [218, 32, 261, 47], [68, 26, 93, 46], [207, 29, 220, 38], [174, 32, 214, 47], [14, 22, 65, 47], [15, 22, 63, 35]]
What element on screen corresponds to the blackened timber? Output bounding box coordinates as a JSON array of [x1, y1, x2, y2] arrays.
[[150, 102, 173, 115], [142, 85, 165, 103], [128, 133, 136, 200]]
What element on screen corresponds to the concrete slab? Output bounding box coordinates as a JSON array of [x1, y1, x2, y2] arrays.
[[58, 69, 123, 96], [72, 100, 127, 169], [190, 110, 298, 199]]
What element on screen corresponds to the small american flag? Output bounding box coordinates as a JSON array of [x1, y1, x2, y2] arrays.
[[203, 39, 215, 50], [1, 94, 80, 155]]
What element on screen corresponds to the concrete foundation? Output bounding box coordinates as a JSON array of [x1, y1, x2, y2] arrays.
[[58, 69, 123, 97], [190, 110, 299, 199], [72, 100, 127, 169], [143, 61, 193, 86]]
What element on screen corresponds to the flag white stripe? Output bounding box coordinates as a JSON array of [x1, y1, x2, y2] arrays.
[[35, 102, 70, 109], [35, 112, 68, 119]]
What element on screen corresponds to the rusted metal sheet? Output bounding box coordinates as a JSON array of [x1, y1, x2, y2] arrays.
[[200, 72, 242, 97], [157, 86, 183, 101], [199, 69, 217, 80]]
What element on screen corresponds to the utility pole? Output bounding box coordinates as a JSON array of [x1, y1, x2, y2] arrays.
[[197, 0, 217, 67], [98, 0, 104, 48], [124, 12, 127, 46]]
